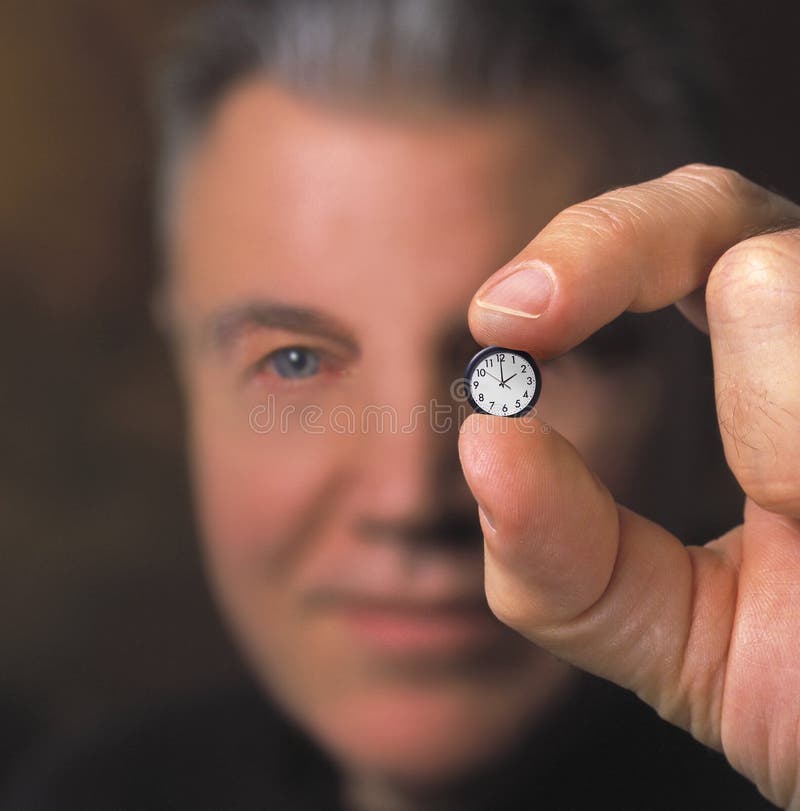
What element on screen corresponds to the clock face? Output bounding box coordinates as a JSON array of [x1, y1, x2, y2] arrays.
[[465, 346, 541, 418]]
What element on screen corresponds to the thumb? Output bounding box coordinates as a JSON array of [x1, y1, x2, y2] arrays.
[[458, 412, 736, 748]]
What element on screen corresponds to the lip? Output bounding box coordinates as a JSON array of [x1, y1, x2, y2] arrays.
[[332, 598, 505, 655]]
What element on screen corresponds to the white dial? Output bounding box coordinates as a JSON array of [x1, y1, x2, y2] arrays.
[[465, 346, 541, 418]]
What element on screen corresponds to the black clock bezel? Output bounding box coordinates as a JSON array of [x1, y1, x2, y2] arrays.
[[464, 345, 541, 418]]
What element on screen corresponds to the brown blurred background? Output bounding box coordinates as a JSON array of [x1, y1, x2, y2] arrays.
[[1, 0, 799, 785]]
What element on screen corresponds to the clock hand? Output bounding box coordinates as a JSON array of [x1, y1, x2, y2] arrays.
[[485, 371, 506, 386], [503, 373, 518, 384], [498, 358, 506, 385]]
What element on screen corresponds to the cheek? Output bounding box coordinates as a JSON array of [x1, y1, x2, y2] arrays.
[[188, 398, 347, 566]]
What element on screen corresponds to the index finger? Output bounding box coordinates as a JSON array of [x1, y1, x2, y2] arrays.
[[469, 163, 800, 358]]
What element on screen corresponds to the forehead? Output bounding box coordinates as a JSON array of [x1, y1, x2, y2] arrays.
[[169, 79, 601, 333]]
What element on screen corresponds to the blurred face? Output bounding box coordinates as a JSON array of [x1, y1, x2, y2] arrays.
[[166, 80, 658, 784]]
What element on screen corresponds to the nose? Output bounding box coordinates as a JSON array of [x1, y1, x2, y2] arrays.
[[351, 354, 479, 549]]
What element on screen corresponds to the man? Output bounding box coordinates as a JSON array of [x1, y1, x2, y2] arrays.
[[6, 1, 798, 809]]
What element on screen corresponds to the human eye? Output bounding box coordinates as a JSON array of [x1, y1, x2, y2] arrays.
[[261, 345, 322, 379], [238, 334, 354, 390]]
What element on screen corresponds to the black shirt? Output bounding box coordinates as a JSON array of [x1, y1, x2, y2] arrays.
[[1, 672, 779, 810]]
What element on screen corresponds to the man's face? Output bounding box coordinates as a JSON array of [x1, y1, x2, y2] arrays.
[[167, 80, 655, 782]]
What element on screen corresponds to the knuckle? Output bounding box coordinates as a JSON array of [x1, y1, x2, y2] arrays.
[[670, 163, 768, 207], [555, 197, 641, 244], [706, 235, 799, 325]]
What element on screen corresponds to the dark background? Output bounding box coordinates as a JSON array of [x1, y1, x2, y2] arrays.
[[1, 0, 799, 787]]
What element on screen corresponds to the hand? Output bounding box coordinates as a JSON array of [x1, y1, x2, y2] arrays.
[[458, 164, 800, 809], [485, 370, 508, 388]]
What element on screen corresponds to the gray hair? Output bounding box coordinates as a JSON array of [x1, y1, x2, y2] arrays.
[[154, 0, 719, 234]]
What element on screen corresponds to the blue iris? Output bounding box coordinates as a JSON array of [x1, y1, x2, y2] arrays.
[[270, 347, 321, 379]]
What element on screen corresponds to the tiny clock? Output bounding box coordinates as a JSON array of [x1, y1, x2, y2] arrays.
[[465, 346, 541, 418]]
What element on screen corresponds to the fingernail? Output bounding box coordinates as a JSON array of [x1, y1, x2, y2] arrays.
[[478, 504, 496, 533], [475, 262, 554, 319]]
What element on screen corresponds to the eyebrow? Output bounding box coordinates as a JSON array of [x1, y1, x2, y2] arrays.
[[200, 300, 359, 355]]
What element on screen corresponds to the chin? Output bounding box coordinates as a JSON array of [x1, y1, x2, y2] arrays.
[[299, 657, 572, 785]]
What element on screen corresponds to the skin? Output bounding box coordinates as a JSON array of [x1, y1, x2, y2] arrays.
[[462, 165, 800, 809], [162, 78, 665, 809]]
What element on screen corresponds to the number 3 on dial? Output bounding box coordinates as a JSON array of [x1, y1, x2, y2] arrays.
[[465, 345, 541, 418]]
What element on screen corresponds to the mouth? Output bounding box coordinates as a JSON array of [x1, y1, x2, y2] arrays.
[[300, 540, 508, 658], [326, 596, 506, 655]]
